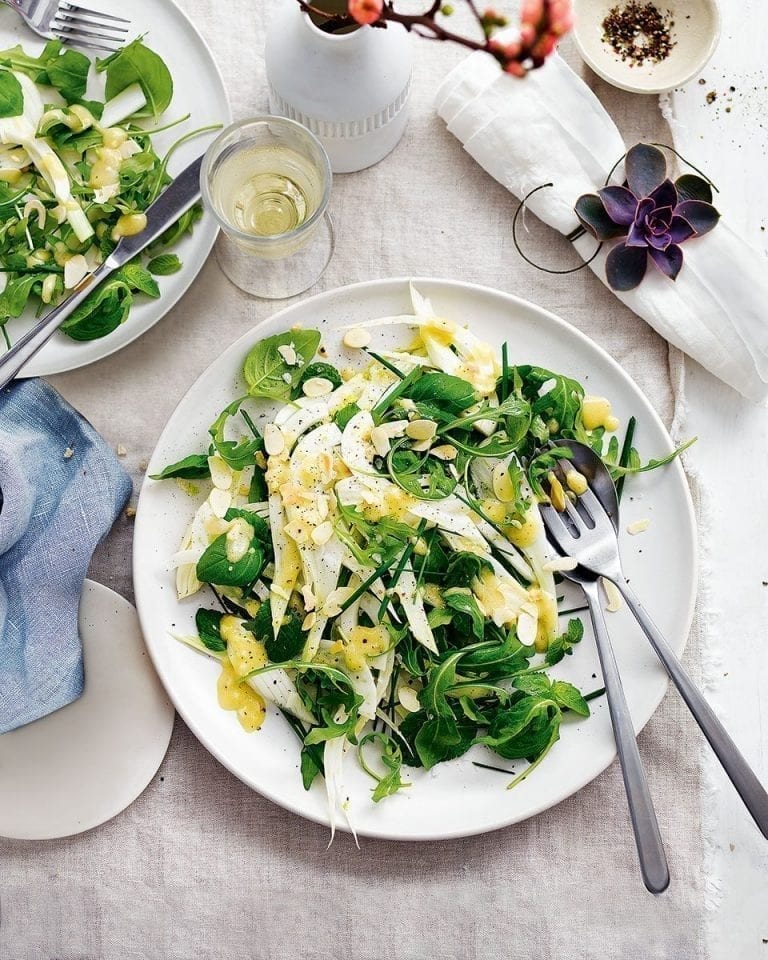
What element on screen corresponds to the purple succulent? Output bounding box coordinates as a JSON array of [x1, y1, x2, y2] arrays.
[[574, 143, 720, 291]]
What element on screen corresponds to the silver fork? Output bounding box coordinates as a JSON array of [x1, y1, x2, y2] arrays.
[[539, 485, 669, 893], [542, 452, 768, 844], [1, 0, 129, 53]]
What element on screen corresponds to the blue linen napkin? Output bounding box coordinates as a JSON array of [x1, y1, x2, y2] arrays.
[[0, 378, 131, 733]]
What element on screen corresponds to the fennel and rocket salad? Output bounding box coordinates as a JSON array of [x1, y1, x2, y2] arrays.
[[0, 37, 208, 347], [154, 286, 688, 832]]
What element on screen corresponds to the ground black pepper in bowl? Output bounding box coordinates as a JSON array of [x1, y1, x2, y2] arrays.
[[601, 1, 676, 66]]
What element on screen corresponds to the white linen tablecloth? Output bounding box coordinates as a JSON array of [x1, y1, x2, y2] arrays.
[[0, 3, 713, 957]]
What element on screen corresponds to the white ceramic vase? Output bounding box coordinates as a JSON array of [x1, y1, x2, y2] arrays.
[[264, 1, 413, 174]]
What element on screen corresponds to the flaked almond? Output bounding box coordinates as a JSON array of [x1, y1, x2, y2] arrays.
[[302, 376, 333, 398], [627, 518, 650, 535], [370, 420, 408, 457], [405, 419, 437, 442], [277, 343, 298, 366], [208, 454, 233, 490], [263, 423, 285, 456], [343, 327, 371, 349], [284, 518, 310, 544], [398, 683, 421, 713], [208, 487, 232, 519], [411, 438, 433, 452], [430, 444, 458, 461], [301, 583, 316, 612], [516, 604, 539, 646], [602, 577, 623, 613], [543, 556, 578, 572], [225, 518, 253, 563], [311, 520, 334, 545]]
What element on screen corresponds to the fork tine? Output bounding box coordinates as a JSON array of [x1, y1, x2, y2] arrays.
[[58, 2, 131, 24], [540, 502, 578, 543], [51, 28, 119, 52], [54, 14, 128, 35]]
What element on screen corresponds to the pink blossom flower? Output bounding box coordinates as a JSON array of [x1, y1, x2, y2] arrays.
[[521, 0, 545, 26], [348, 0, 383, 25]]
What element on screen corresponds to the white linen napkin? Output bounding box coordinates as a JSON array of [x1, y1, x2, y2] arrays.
[[437, 51, 768, 403]]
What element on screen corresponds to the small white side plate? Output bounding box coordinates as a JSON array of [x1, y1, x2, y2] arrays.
[[0, 580, 174, 840], [573, 0, 721, 94]]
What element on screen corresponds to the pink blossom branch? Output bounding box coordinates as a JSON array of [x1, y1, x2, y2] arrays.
[[296, 1, 573, 76]]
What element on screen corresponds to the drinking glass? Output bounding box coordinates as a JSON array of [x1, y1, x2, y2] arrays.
[[201, 117, 334, 299]]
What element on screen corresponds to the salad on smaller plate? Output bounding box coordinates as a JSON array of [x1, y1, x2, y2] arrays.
[[151, 284, 689, 836], [0, 36, 213, 347]]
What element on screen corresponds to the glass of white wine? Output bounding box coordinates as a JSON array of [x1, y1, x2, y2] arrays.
[[201, 117, 334, 299]]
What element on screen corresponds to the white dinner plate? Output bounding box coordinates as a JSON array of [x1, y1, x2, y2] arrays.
[[133, 278, 697, 841], [0, 581, 174, 840], [0, 0, 231, 377]]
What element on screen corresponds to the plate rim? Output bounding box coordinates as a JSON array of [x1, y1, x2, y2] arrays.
[[133, 275, 698, 841], [8, 0, 232, 378]]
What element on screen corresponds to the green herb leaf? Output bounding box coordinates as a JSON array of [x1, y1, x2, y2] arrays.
[[208, 398, 264, 470], [60, 279, 132, 341], [443, 588, 485, 641], [544, 617, 584, 666], [245, 600, 304, 663], [334, 402, 361, 431], [118, 261, 161, 298], [444, 551, 493, 589], [98, 38, 173, 118], [408, 372, 477, 414], [413, 714, 475, 769], [0, 70, 24, 118], [610, 437, 697, 477], [477, 695, 560, 760], [195, 608, 225, 652], [46, 48, 90, 103], [0, 41, 88, 103], [358, 732, 411, 802], [300, 742, 324, 790], [298, 361, 342, 391], [418, 650, 464, 719], [0, 274, 37, 320], [147, 253, 182, 276], [513, 365, 584, 434], [551, 680, 590, 717], [150, 453, 211, 480], [243, 329, 321, 400], [223, 508, 271, 546], [196, 532, 264, 587]]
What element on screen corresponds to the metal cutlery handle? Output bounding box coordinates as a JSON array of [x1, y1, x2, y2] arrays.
[[0, 261, 113, 390], [581, 579, 670, 893], [615, 577, 768, 840]]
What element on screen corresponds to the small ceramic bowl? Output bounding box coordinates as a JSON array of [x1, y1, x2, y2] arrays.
[[572, 0, 721, 94]]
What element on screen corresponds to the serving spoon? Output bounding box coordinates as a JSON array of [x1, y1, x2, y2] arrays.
[[544, 439, 768, 842]]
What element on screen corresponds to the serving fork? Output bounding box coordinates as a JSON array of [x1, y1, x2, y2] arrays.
[[0, 0, 129, 53], [540, 440, 768, 847], [537, 461, 669, 892]]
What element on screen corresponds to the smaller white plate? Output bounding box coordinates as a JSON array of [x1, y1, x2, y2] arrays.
[[573, 0, 720, 94], [0, 580, 174, 840]]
